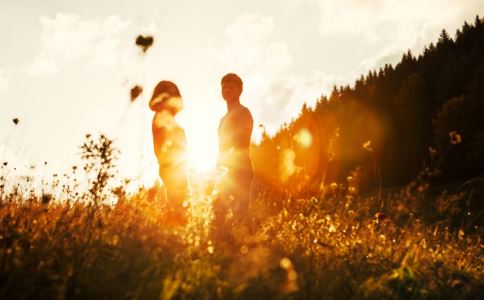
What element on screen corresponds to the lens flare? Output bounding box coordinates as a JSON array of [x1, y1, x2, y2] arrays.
[[294, 128, 312, 148]]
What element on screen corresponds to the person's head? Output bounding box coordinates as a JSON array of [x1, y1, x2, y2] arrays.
[[221, 73, 243, 103], [149, 80, 183, 114]]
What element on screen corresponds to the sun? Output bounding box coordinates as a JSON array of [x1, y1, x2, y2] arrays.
[[178, 108, 219, 174], [116, 106, 220, 191], [186, 141, 218, 173], [126, 95, 222, 188]]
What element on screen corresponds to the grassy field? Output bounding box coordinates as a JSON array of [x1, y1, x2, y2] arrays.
[[0, 168, 483, 300]]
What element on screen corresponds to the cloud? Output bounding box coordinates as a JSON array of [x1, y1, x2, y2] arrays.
[[28, 56, 60, 76], [27, 13, 130, 76], [315, 0, 384, 40], [210, 12, 343, 137], [0, 69, 8, 93], [309, 0, 484, 72], [311, 0, 468, 37], [225, 12, 275, 43], [212, 13, 290, 73], [247, 71, 346, 134], [0, 144, 30, 171], [209, 3, 484, 138]]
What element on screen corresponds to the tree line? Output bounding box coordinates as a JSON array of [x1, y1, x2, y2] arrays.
[[252, 16, 484, 194]]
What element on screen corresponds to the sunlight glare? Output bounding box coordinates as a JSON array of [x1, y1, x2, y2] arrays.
[[279, 148, 296, 182], [178, 107, 219, 173], [294, 128, 312, 148]]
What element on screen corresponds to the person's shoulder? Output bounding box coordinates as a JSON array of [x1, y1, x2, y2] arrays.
[[237, 104, 253, 121], [172, 123, 186, 134], [234, 104, 251, 116], [239, 104, 251, 113], [219, 113, 228, 126]]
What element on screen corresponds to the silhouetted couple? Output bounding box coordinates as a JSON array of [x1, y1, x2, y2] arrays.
[[149, 73, 253, 230]]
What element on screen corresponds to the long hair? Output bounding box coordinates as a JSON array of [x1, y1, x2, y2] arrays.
[[149, 80, 183, 113]]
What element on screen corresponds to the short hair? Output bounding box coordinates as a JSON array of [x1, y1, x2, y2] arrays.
[[221, 73, 243, 90]]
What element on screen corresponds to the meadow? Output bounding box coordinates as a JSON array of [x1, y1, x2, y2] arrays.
[[0, 135, 482, 300]]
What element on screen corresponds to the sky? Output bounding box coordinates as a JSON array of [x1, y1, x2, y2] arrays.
[[1, 0, 483, 187]]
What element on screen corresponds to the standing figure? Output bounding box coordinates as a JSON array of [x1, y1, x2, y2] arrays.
[[213, 73, 254, 239], [149, 80, 189, 226]]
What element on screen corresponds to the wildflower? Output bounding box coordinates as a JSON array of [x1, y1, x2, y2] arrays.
[[428, 146, 437, 155], [449, 131, 462, 145], [135, 35, 154, 52], [41, 194, 51, 205], [458, 229, 465, 240], [130, 85, 143, 102], [374, 212, 388, 223], [363, 140, 373, 152]]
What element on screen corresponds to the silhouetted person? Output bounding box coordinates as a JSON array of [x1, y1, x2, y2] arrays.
[[150, 80, 189, 226], [213, 73, 254, 241]]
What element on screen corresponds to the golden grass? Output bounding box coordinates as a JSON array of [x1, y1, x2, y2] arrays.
[[0, 172, 482, 299]]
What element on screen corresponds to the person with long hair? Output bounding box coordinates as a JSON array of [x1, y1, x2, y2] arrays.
[[149, 80, 189, 226]]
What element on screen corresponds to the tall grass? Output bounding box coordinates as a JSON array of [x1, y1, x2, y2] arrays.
[[0, 135, 482, 299]]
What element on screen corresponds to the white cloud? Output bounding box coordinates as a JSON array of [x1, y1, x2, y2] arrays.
[[309, 0, 484, 73], [212, 13, 288, 73], [246, 71, 346, 135], [139, 21, 157, 34], [225, 13, 275, 43], [209, 3, 484, 137], [28, 56, 60, 76], [316, 0, 383, 40], [311, 0, 462, 37], [27, 13, 130, 76], [0, 144, 29, 170], [0, 69, 8, 93], [210, 12, 343, 137]]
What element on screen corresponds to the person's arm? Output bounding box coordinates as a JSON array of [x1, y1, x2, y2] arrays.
[[170, 127, 187, 167], [232, 108, 253, 149], [216, 121, 227, 169], [152, 118, 162, 159]]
